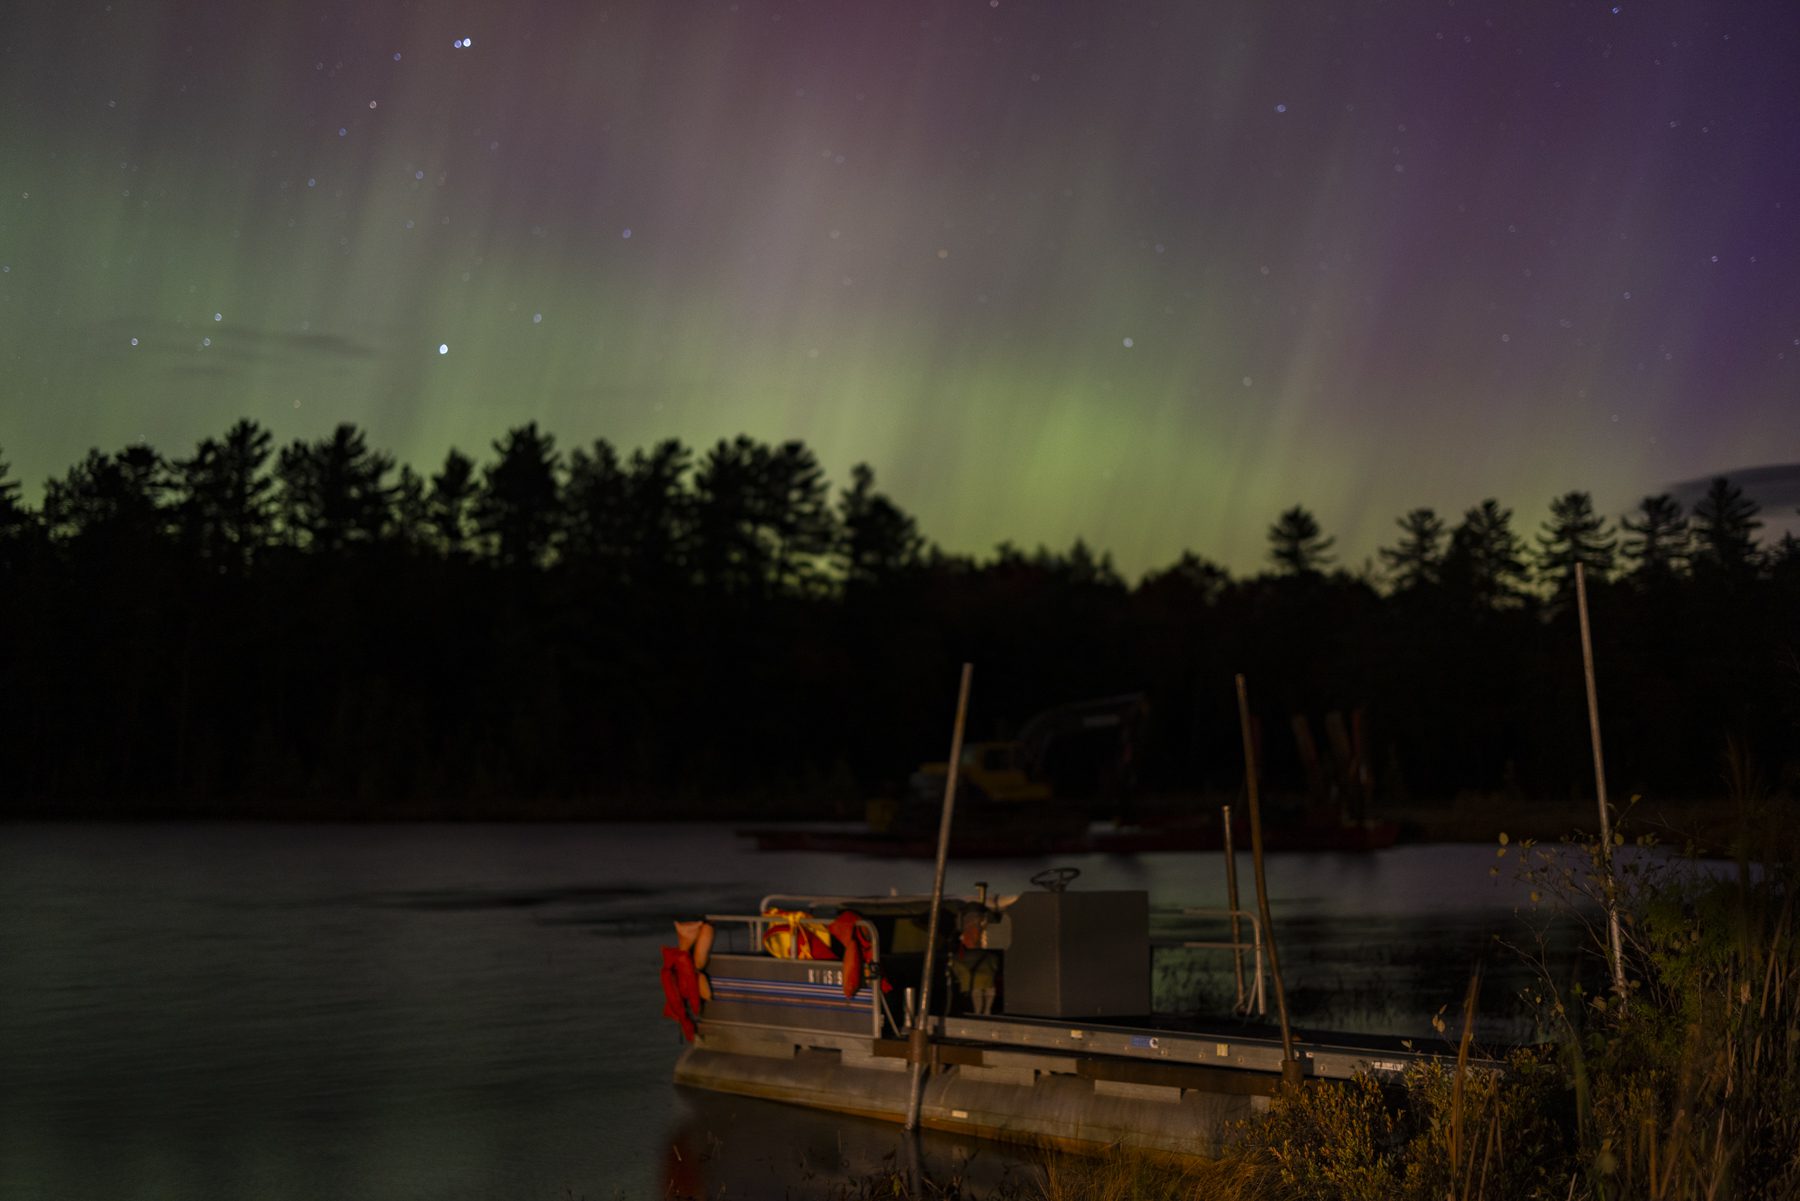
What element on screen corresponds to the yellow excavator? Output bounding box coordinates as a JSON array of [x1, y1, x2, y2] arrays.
[[869, 693, 1149, 835]]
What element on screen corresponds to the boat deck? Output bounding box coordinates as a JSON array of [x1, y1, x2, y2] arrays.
[[697, 1007, 1472, 1089], [931, 1010, 1458, 1081], [677, 1007, 1497, 1156]]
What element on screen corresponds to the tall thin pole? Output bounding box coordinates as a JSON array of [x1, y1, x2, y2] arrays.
[[1237, 674, 1300, 1083], [904, 662, 973, 1132], [1575, 563, 1628, 1003], [1221, 804, 1246, 1012]]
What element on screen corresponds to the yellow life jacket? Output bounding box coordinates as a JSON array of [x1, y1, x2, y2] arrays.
[[761, 908, 834, 959]]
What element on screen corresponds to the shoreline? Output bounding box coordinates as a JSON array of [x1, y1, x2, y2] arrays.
[[0, 791, 1771, 854]]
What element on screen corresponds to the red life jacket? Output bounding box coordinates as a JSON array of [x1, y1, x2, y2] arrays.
[[827, 911, 869, 997], [660, 945, 702, 1040]]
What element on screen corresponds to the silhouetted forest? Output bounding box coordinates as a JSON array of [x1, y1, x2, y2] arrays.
[[1, 423, 1796, 819]]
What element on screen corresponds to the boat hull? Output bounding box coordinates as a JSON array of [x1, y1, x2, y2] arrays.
[[674, 1023, 1259, 1157]]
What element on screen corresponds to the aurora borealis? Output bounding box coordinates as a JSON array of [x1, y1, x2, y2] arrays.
[[2, 0, 1797, 575]]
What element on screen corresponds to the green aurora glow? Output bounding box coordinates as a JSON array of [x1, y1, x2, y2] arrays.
[[3, 0, 1798, 574]]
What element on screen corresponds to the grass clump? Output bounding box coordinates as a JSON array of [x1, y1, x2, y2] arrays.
[[1029, 1147, 1267, 1201], [1503, 791, 1800, 1200], [1236, 788, 1799, 1201], [1231, 1050, 1572, 1201]]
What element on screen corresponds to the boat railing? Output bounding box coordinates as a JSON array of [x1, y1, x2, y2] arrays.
[[702, 911, 889, 1040], [1178, 906, 1267, 1017]]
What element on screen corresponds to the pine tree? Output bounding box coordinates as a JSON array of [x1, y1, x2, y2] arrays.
[[1769, 530, 1800, 591], [1534, 490, 1616, 598], [1619, 493, 1689, 581], [390, 465, 431, 552], [1267, 505, 1335, 575], [1443, 499, 1528, 609], [691, 435, 770, 595], [621, 439, 692, 590], [839, 463, 923, 588], [275, 424, 396, 554], [428, 449, 479, 557], [44, 444, 171, 549], [172, 419, 274, 572], [1136, 551, 1232, 607], [0, 448, 27, 539], [564, 439, 630, 576], [1058, 538, 1123, 588], [477, 423, 561, 569], [1690, 476, 1762, 578], [0, 448, 34, 578], [759, 440, 837, 595], [1379, 508, 1445, 591]]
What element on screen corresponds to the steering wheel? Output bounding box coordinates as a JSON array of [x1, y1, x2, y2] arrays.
[[1029, 866, 1081, 893]]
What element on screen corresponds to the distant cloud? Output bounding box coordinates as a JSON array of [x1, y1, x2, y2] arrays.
[[251, 330, 379, 361], [1668, 464, 1800, 511], [94, 318, 377, 367]]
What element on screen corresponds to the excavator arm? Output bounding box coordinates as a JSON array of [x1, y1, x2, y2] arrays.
[[1014, 692, 1149, 779]]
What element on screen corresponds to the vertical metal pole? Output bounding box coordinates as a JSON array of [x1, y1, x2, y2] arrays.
[[1575, 564, 1629, 1004], [1251, 917, 1266, 1016], [904, 662, 973, 1132], [1222, 804, 1246, 1012], [1237, 674, 1301, 1082]]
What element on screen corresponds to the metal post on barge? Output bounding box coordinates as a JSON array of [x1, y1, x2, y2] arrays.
[[1574, 563, 1629, 1007], [905, 662, 974, 1132], [1236, 673, 1302, 1085], [1222, 804, 1247, 1013]]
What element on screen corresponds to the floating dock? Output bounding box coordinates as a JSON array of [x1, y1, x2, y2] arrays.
[[668, 888, 1480, 1157], [678, 1007, 1451, 1156]]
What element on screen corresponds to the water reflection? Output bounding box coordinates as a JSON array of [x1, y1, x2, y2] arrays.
[[663, 1090, 1012, 1198], [1, 822, 1589, 1200]]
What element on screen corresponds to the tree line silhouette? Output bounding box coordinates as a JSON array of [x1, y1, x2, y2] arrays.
[[0, 422, 1795, 819]]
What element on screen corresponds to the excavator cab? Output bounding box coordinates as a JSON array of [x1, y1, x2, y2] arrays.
[[907, 741, 1052, 807], [888, 693, 1148, 831]]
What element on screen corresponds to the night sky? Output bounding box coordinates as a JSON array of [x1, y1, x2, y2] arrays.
[[3, 0, 1798, 575]]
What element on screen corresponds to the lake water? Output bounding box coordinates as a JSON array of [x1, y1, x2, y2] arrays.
[[0, 822, 1569, 1199]]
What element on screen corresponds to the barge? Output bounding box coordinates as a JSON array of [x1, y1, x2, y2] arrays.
[[666, 877, 1475, 1156]]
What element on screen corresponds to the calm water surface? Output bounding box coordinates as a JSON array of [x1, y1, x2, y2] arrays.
[[1, 822, 1558, 1199]]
